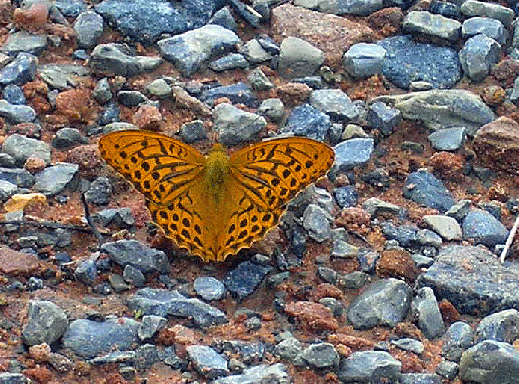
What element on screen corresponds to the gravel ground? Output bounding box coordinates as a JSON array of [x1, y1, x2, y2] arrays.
[[1, 0, 519, 383]]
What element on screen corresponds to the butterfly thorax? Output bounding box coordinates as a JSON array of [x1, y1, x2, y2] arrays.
[[204, 144, 230, 203]]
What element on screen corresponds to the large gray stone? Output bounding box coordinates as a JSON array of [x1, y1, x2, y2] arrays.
[[22, 301, 68, 346]]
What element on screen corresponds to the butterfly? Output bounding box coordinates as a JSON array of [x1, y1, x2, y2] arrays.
[[98, 130, 335, 262]]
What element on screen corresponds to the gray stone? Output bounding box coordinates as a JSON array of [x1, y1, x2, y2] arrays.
[[74, 10, 104, 49], [146, 78, 172, 99], [343, 43, 386, 78], [108, 273, 130, 293], [212, 363, 290, 384], [446, 199, 472, 221], [283, 104, 331, 141], [436, 360, 459, 380], [374, 89, 495, 135], [459, 34, 501, 82], [117, 90, 147, 107], [275, 337, 303, 362], [0, 373, 32, 384], [462, 17, 507, 45], [138, 315, 167, 341], [0, 53, 38, 86], [403, 169, 455, 212], [52, 127, 87, 149], [460, 0, 514, 27], [334, 138, 374, 171], [331, 239, 359, 259], [75, 257, 97, 285], [123, 264, 146, 287], [309, 88, 362, 122], [209, 6, 237, 31], [0, 100, 35, 124], [128, 288, 228, 327], [399, 373, 442, 384], [298, 342, 339, 368], [3, 84, 25, 105], [224, 260, 272, 300], [338, 351, 401, 383], [460, 340, 519, 384], [428, 127, 466, 151], [442, 321, 474, 362], [347, 278, 413, 329], [318, 266, 337, 284], [200, 82, 256, 107], [62, 318, 140, 359], [247, 68, 273, 91], [295, 0, 383, 15], [93, 77, 112, 104], [194, 276, 226, 301], [362, 197, 401, 217], [1, 32, 48, 56], [278, 37, 324, 79], [179, 120, 208, 143], [186, 345, 228, 379], [391, 338, 424, 354], [83, 176, 112, 205], [0, 180, 17, 201], [403, 11, 461, 41], [34, 163, 79, 195], [462, 209, 508, 247], [89, 43, 163, 77], [377, 36, 461, 90], [416, 229, 443, 248], [338, 271, 369, 289], [100, 239, 169, 273], [412, 287, 445, 339], [423, 215, 462, 241], [158, 25, 241, 76], [475, 309, 519, 343], [366, 101, 402, 135], [417, 245, 519, 315], [89, 351, 136, 365], [213, 103, 266, 145], [93, 208, 135, 228], [3, 134, 51, 166], [209, 53, 249, 72], [258, 98, 284, 122], [302, 204, 332, 242], [94, 0, 214, 45], [240, 39, 272, 63], [22, 300, 68, 346]]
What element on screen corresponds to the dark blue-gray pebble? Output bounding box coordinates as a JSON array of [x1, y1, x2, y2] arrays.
[[403, 169, 455, 212]]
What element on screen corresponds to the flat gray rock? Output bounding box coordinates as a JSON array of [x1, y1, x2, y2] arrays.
[[89, 43, 162, 77], [100, 239, 168, 273], [347, 278, 413, 329], [428, 127, 466, 151], [95, 0, 215, 45], [417, 245, 519, 315], [1, 32, 48, 56], [374, 89, 495, 135], [158, 25, 241, 76], [459, 34, 501, 82], [462, 209, 508, 247], [343, 43, 386, 78], [212, 103, 266, 145], [334, 138, 374, 171], [212, 363, 290, 384], [186, 345, 228, 379], [3, 134, 51, 166], [338, 351, 402, 383], [62, 318, 140, 358], [278, 37, 324, 79], [22, 300, 68, 346], [403, 11, 461, 41], [460, 340, 519, 384], [74, 10, 104, 49], [34, 163, 79, 195]]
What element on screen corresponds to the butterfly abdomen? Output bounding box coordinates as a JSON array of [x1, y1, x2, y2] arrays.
[[204, 145, 231, 204]]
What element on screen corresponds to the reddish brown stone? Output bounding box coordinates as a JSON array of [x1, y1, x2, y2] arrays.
[[66, 144, 103, 179], [438, 299, 460, 323], [328, 333, 375, 350], [393, 322, 422, 340], [271, 4, 374, 68], [24, 156, 46, 173], [276, 82, 312, 105], [0, 0, 13, 25], [13, 2, 48, 30], [473, 116, 519, 174], [481, 85, 506, 106], [284, 301, 339, 331], [133, 104, 163, 131], [367, 7, 404, 37], [376, 248, 418, 281], [55, 88, 97, 124], [311, 283, 343, 301], [0, 247, 40, 275]]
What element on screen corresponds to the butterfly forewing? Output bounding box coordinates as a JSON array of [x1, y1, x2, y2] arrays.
[[229, 137, 335, 210], [99, 130, 206, 205]]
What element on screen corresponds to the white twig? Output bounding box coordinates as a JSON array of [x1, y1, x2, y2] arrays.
[[500, 215, 519, 263]]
